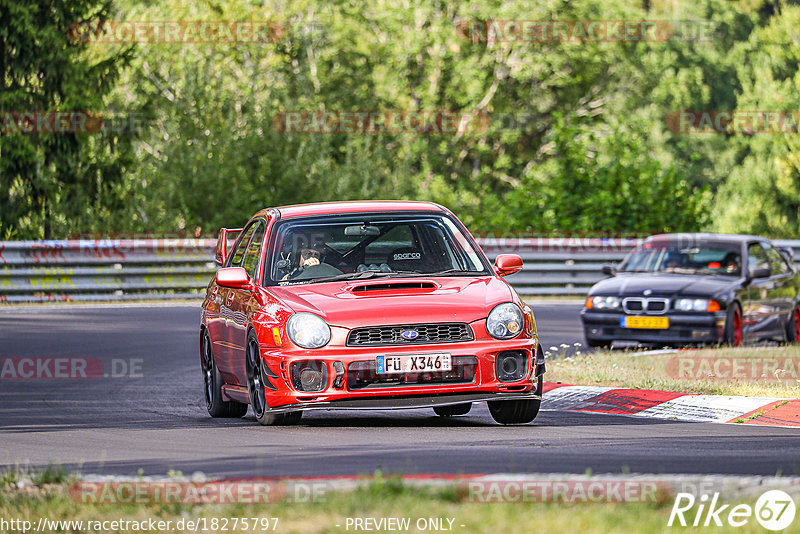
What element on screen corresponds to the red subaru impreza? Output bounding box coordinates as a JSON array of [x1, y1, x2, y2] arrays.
[[201, 201, 544, 425]]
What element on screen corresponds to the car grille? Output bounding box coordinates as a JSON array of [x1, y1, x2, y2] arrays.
[[346, 356, 478, 390], [622, 297, 669, 314], [346, 323, 474, 346]]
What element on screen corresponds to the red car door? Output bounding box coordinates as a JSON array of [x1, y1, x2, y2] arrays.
[[227, 220, 268, 386], [216, 223, 258, 384]]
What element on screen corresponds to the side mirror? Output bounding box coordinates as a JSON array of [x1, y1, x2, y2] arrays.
[[750, 267, 771, 279], [494, 254, 523, 277], [216, 267, 252, 289], [601, 265, 616, 276]]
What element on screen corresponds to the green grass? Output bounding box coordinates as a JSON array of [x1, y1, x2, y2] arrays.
[[548, 345, 800, 397], [0, 473, 779, 534]]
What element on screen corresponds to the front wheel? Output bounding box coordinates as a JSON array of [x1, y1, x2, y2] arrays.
[[488, 398, 541, 425], [246, 332, 303, 426], [723, 302, 743, 347]]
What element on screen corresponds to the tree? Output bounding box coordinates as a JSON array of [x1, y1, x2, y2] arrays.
[[0, 0, 135, 239]]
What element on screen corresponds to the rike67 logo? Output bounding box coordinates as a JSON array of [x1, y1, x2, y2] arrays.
[[669, 490, 796, 531]]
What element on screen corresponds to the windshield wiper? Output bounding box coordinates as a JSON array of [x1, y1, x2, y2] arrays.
[[279, 271, 381, 285], [280, 270, 424, 285], [426, 269, 478, 275]]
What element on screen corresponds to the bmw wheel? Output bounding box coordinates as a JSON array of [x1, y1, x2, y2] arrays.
[[724, 302, 743, 347], [786, 304, 800, 344]]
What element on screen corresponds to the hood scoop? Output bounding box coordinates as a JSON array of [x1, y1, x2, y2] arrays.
[[351, 281, 438, 293]]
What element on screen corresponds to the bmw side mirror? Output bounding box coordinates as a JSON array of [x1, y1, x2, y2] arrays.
[[750, 267, 771, 279], [601, 265, 616, 276], [216, 267, 253, 290]]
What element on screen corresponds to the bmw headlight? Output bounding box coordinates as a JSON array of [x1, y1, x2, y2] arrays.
[[589, 296, 621, 309], [286, 313, 331, 349], [487, 303, 524, 340], [675, 298, 709, 312]]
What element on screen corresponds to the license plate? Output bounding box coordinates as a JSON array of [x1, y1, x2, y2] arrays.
[[376, 353, 452, 374], [620, 316, 669, 329]]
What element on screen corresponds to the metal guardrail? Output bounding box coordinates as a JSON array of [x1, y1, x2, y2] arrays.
[[1, 238, 799, 302]]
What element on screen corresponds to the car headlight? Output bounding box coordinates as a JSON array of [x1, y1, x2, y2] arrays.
[[676, 298, 713, 312], [487, 303, 524, 339], [588, 296, 621, 309], [286, 313, 331, 349]]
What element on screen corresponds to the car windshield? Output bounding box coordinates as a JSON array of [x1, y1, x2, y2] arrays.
[[266, 214, 489, 285], [620, 242, 742, 276]]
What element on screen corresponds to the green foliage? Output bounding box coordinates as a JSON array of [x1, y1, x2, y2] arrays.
[[31, 465, 69, 486], [0, 0, 137, 238], [1, 0, 799, 237], [712, 6, 800, 236], [484, 115, 710, 233]]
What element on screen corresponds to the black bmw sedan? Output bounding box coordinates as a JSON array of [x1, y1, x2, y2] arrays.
[[581, 233, 800, 347]]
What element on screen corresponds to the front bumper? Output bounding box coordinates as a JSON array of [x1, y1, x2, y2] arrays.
[[581, 310, 727, 345], [232, 391, 542, 414], [224, 334, 543, 410]]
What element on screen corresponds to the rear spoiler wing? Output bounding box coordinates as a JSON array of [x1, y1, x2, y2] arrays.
[[215, 228, 243, 266]]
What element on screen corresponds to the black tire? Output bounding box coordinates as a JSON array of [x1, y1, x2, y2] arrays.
[[245, 332, 302, 426], [201, 330, 247, 418], [433, 403, 472, 417], [786, 304, 800, 344], [723, 302, 743, 347], [488, 397, 541, 425], [488, 373, 542, 425]]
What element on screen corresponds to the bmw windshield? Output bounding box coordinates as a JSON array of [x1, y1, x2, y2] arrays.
[[620, 241, 743, 276], [265, 214, 491, 285]]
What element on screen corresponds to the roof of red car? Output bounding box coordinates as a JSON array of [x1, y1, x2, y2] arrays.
[[256, 201, 447, 219]]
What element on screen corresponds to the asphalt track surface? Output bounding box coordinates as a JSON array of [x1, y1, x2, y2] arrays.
[[0, 303, 798, 479]]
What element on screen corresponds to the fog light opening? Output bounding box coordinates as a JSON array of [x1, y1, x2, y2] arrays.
[[501, 358, 519, 376], [496, 350, 527, 382], [290, 360, 329, 392]]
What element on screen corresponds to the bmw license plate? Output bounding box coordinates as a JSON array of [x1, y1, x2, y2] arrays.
[[620, 316, 669, 329], [376, 353, 452, 374]]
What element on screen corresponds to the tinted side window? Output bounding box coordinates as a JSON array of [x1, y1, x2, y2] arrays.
[[765, 245, 789, 275], [242, 223, 266, 279], [228, 224, 257, 267], [747, 243, 770, 273]]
